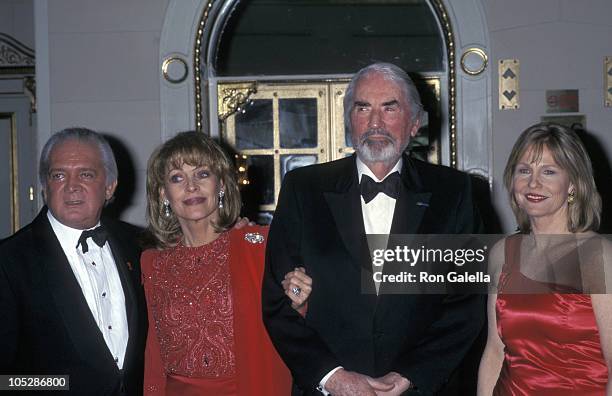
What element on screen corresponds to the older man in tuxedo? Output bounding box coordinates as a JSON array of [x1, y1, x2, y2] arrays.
[[0, 128, 146, 395], [263, 63, 485, 395]]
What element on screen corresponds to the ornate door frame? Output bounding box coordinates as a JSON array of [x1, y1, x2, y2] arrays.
[[158, 0, 491, 181], [0, 33, 38, 235]]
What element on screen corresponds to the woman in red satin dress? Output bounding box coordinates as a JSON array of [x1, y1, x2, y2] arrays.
[[477, 123, 612, 395], [141, 131, 292, 395]]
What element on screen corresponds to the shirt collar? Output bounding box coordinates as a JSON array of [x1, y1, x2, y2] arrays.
[[356, 156, 402, 183], [47, 210, 102, 252]]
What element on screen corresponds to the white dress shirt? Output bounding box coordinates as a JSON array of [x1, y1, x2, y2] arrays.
[[318, 157, 402, 394], [47, 211, 129, 369], [356, 156, 402, 236]]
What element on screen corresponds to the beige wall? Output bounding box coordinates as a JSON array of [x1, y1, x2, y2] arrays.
[[483, 0, 612, 231], [40, 0, 168, 225], [0, 0, 34, 47]]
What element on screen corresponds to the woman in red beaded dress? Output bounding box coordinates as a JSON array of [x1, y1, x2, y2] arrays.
[[142, 131, 292, 395], [477, 123, 612, 395]]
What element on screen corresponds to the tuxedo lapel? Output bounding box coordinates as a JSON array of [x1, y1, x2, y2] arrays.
[[323, 157, 372, 273], [389, 187, 431, 235], [380, 157, 431, 298], [33, 211, 116, 373], [389, 156, 432, 235]]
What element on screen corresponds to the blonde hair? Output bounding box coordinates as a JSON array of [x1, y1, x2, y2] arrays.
[[146, 131, 241, 248], [503, 123, 601, 233]]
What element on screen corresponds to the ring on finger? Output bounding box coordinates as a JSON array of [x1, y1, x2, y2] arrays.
[[291, 286, 301, 296]]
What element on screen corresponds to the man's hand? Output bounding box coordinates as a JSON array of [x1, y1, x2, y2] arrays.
[[372, 372, 412, 396], [325, 369, 394, 396]]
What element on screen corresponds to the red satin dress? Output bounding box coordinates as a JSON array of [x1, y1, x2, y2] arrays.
[[142, 226, 291, 396], [494, 236, 608, 395]]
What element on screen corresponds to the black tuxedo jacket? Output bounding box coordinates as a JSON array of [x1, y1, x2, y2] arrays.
[[0, 208, 147, 395], [262, 155, 485, 395]]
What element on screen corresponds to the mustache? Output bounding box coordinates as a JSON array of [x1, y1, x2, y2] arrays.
[[359, 128, 396, 144]]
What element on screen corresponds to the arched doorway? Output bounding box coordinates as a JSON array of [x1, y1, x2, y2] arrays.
[[159, 0, 491, 221]]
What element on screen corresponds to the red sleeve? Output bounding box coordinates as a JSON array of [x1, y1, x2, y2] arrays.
[[230, 226, 293, 396], [141, 250, 167, 396]]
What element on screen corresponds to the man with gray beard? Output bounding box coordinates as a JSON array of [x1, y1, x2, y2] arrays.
[[263, 63, 484, 395]]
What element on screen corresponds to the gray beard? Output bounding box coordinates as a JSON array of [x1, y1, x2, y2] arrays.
[[353, 129, 406, 165], [357, 139, 398, 163]]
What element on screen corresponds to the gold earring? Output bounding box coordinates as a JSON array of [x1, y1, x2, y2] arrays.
[[567, 191, 575, 205]]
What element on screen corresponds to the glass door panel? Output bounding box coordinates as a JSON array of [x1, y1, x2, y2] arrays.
[[235, 99, 274, 150], [222, 83, 329, 221], [330, 81, 353, 159]]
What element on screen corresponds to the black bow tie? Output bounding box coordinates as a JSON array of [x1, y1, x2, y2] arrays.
[[77, 226, 108, 253], [360, 172, 401, 203]]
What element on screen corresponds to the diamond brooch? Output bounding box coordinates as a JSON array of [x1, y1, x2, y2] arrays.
[[244, 232, 265, 244]]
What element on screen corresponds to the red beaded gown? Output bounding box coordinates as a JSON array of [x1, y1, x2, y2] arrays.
[[142, 226, 291, 396], [494, 235, 608, 395]]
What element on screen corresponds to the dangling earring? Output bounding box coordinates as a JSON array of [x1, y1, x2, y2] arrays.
[[567, 191, 575, 205], [162, 199, 171, 217], [218, 189, 225, 209]]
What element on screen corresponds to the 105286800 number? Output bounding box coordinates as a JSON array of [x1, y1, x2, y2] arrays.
[[0, 375, 69, 390]]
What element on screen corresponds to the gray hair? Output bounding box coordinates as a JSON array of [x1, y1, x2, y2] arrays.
[[39, 127, 118, 186], [343, 62, 425, 135]]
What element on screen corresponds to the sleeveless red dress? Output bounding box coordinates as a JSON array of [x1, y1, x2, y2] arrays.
[[494, 235, 608, 395]]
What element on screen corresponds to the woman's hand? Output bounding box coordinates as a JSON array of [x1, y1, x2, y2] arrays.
[[233, 217, 255, 228], [282, 267, 312, 316]]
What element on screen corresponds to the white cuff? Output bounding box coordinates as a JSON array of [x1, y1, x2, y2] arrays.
[[316, 366, 343, 395]]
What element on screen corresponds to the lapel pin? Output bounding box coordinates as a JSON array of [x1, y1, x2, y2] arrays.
[[126, 261, 133, 271]]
